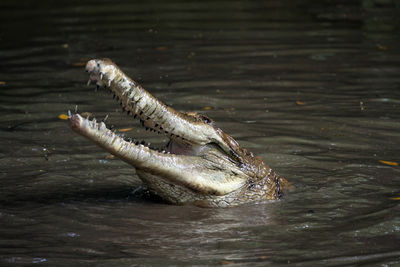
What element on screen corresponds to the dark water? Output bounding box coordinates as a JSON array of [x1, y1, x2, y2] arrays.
[[1, 0, 400, 265]]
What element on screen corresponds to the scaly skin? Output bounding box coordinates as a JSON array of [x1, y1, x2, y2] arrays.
[[69, 58, 288, 207]]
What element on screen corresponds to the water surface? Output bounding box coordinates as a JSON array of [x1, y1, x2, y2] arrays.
[[0, 0, 399, 265]]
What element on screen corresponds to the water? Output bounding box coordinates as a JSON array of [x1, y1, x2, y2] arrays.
[[1, 0, 400, 265]]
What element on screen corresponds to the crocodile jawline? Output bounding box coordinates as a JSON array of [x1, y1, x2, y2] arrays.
[[69, 58, 288, 207]]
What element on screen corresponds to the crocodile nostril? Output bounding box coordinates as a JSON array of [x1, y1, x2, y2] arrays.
[[85, 59, 97, 73]]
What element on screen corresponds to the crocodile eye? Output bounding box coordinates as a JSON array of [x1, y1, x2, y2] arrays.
[[198, 114, 213, 124]]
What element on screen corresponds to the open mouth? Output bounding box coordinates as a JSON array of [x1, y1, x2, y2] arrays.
[[69, 58, 239, 161], [68, 59, 249, 195], [67, 58, 286, 204], [69, 60, 199, 157]]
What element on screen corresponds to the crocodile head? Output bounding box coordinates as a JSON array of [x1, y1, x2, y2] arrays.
[[69, 58, 288, 207]]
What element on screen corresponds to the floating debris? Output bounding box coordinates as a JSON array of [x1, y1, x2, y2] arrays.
[[377, 44, 388, 51], [378, 160, 398, 166], [105, 154, 115, 159], [156, 46, 167, 51], [73, 62, 86, 67], [58, 114, 69, 120], [118, 127, 133, 132]]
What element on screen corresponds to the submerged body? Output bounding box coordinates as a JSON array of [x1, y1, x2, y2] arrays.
[[69, 58, 288, 207]]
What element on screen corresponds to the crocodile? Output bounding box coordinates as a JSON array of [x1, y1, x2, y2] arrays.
[[69, 58, 289, 207]]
